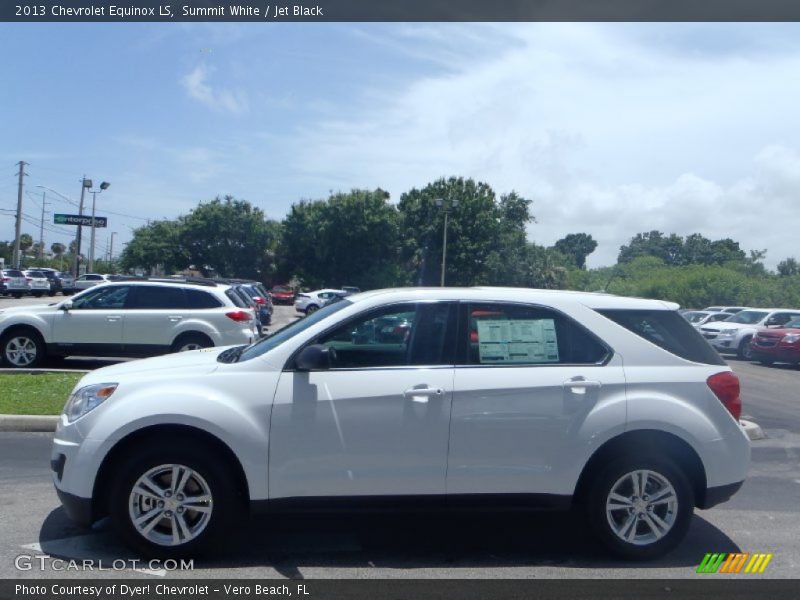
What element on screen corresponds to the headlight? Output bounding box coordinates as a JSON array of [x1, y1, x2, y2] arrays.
[[782, 333, 800, 344], [63, 383, 118, 423], [720, 329, 738, 336]]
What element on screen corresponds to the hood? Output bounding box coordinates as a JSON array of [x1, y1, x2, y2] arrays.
[[0, 302, 60, 316], [701, 321, 756, 332], [755, 326, 800, 338], [79, 346, 226, 383]]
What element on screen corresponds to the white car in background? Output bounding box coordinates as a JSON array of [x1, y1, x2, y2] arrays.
[[700, 308, 800, 359], [23, 270, 51, 297], [682, 310, 732, 328], [74, 273, 114, 291], [294, 288, 347, 314], [51, 287, 748, 560]]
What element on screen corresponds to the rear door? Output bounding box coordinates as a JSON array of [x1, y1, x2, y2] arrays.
[[448, 302, 626, 498], [121, 285, 188, 353]]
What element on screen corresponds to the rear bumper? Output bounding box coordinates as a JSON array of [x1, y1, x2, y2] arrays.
[[699, 481, 744, 509]]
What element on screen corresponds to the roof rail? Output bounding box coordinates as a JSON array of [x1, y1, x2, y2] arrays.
[[107, 275, 219, 287]]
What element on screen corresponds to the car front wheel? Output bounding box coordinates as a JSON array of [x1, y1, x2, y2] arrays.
[[738, 337, 755, 360], [0, 329, 45, 368], [305, 304, 319, 314], [586, 456, 693, 560], [108, 442, 241, 557]]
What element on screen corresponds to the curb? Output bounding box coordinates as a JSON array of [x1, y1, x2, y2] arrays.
[[0, 368, 90, 374], [0, 414, 60, 432], [740, 419, 765, 441]]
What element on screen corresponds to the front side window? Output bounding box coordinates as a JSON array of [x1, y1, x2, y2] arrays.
[[311, 302, 455, 369], [71, 285, 130, 310], [726, 310, 768, 325], [465, 303, 610, 366]]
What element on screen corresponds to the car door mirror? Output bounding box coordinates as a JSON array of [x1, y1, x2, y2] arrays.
[[61, 301, 73, 311], [295, 344, 336, 371]]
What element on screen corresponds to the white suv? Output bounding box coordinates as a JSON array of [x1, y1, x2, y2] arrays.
[[51, 288, 749, 559], [0, 279, 259, 367]]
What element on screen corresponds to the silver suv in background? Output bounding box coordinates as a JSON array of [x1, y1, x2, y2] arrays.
[[0, 278, 259, 367], [51, 288, 748, 560], [1, 269, 29, 298], [700, 308, 800, 359]]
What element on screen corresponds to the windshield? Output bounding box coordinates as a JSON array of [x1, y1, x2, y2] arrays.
[[237, 299, 352, 362], [726, 310, 768, 325]]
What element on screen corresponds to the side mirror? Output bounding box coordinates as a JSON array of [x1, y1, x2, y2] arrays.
[[295, 344, 336, 371], [60, 301, 73, 311]]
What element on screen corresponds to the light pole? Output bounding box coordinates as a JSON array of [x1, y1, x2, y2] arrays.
[[109, 231, 118, 270], [434, 198, 459, 286], [73, 177, 92, 277], [88, 181, 110, 273]]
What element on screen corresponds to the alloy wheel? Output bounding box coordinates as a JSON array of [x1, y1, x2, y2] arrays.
[[128, 464, 214, 547], [605, 469, 678, 546], [5, 336, 38, 367]]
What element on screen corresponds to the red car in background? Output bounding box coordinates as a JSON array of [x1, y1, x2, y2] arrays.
[[270, 284, 296, 305], [750, 317, 800, 366]]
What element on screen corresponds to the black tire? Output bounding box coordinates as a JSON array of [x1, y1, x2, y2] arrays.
[[171, 333, 213, 353], [737, 336, 754, 360], [108, 440, 243, 558], [48, 291, 56, 297], [305, 304, 319, 314], [11, 292, 22, 299], [0, 327, 46, 368], [586, 455, 694, 560], [759, 358, 774, 366], [33, 292, 44, 298]]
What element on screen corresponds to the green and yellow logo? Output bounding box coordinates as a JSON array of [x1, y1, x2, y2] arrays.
[[697, 552, 773, 574]]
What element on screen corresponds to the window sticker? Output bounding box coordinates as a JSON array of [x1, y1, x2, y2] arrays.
[[476, 319, 559, 364]]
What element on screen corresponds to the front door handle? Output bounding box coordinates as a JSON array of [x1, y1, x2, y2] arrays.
[[403, 386, 444, 403], [168, 315, 183, 322], [562, 377, 602, 395], [106, 316, 121, 322]]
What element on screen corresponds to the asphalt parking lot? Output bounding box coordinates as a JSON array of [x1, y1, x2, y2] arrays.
[[0, 299, 798, 578]]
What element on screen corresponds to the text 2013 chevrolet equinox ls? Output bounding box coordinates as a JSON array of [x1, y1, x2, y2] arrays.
[[51, 288, 749, 559]]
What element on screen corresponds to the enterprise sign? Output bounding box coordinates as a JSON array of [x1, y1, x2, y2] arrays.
[[54, 214, 107, 227]]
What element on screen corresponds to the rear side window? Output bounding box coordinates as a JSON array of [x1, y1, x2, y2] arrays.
[[130, 285, 186, 309], [464, 303, 610, 366], [225, 289, 248, 308], [598, 309, 725, 366], [186, 289, 222, 309], [5, 270, 23, 277]]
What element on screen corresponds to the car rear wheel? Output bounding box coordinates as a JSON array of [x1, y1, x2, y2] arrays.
[[171, 333, 213, 353], [586, 455, 693, 560], [305, 304, 319, 314], [0, 329, 45, 368], [738, 336, 754, 360], [108, 442, 241, 557], [11, 292, 22, 299]]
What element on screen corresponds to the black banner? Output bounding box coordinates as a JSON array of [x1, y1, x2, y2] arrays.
[[2, 580, 800, 600], [4, 0, 800, 22]]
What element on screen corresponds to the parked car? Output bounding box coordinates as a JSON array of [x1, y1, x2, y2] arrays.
[[749, 317, 800, 366], [294, 289, 347, 314], [73, 273, 114, 292], [700, 308, 800, 359], [681, 310, 732, 328], [23, 270, 51, 297], [341, 286, 361, 294], [0, 278, 259, 367], [702, 306, 748, 314], [33, 267, 64, 296], [269, 285, 295, 305], [1, 269, 29, 298], [235, 282, 273, 327], [51, 287, 748, 559]]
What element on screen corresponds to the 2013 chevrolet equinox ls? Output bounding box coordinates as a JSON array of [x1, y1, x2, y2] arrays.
[[51, 288, 749, 559]]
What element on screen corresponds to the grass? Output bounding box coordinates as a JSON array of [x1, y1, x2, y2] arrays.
[[0, 372, 83, 415]]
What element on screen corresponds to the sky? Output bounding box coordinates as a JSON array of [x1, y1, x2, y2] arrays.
[[2, 22, 800, 269]]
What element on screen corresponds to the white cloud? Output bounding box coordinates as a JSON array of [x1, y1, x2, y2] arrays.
[[286, 24, 800, 269], [180, 64, 248, 115]]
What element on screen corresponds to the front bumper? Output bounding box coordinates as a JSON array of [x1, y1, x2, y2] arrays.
[[55, 488, 93, 527], [699, 481, 744, 509]]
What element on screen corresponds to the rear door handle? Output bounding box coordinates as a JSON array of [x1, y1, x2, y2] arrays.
[[562, 378, 602, 394], [403, 387, 444, 403], [106, 316, 121, 322], [168, 315, 183, 322]]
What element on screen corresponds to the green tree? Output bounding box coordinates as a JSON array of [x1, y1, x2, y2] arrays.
[[50, 242, 66, 258], [279, 189, 400, 289], [19, 233, 33, 254], [553, 233, 598, 269], [777, 257, 799, 277], [179, 196, 279, 279], [119, 220, 186, 275], [399, 177, 535, 286]]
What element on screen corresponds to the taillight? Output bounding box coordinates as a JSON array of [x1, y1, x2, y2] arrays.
[[253, 296, 266, 305], [225, 310, 253, 322], [1, 277, 8, 282], [707, 371, 741, 421]]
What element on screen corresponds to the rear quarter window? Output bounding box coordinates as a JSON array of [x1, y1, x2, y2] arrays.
[[597, 309, 725, 366]]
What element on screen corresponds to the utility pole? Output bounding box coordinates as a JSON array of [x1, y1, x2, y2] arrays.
[[38, 191, 50, 259], [434, 198, 458, 286], [72, 176, 91, 277], [12, 161, 27, 268]]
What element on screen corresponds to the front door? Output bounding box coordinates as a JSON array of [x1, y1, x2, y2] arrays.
[[51, 285, 130, 355], [269, 302, 457, 500]]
